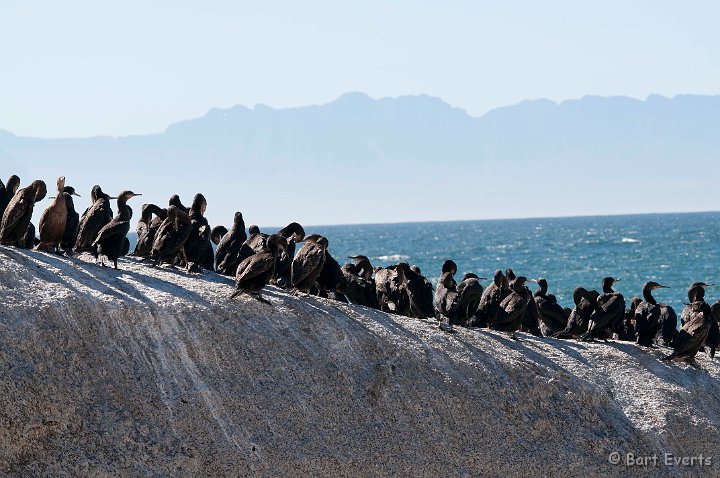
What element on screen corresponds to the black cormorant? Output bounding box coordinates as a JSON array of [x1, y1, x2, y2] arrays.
[[168, 194, 188, 213], [93, 191, 141, 269], [342, 257, 379, 309], [75, 185, 114, 252], [581, 277, 625, 342], [231, 234, 288, 304], [395, 262, 435, 319], [273, 222, 306, 287], [215, 212, 247, 276], [456, 273, 485, 326], [317, 250, 348, 301], [132, 204, 167, 258], [0, 175, 20, 219], [534, 278, 571, 336], [210, 225, 228, 245], [434, 260, 460, 322], [490, 276, 535, 339], [553, 287, 600, 339], [664, 282, 716, 364], [471, 269, 506, 327], [291, 234, 327, 294], [182, 193, 214, 271], [0, 179, 47, 247], [634, 281, 670, 347], [151, 205, 193, 267], [617, 297, 642, 341]]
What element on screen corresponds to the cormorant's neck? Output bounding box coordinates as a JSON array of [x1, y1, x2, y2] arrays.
[[603, 284, 614, 294], [642, 288, 656, 305]]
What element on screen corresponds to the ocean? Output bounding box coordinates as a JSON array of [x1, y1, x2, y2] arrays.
[[130, 211, 720, 311]]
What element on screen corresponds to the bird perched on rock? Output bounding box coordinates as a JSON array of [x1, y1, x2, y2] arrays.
[[75, 185, 114, 252], [553, 287, 600, 339], [214, 212, 247, 276], [273, 222, 306, 287], [0, 179, 47, 247], [396, 262, 435, 319], [664, 282, 716, 364], [182, 193, 214, 271], [472, 269, 506, 327], [533, 278, 570, 337], [132, 204, 167, 258], [150, 205, 193, 267], [231, 234, 288, 304], [456, 273, 485, 327], [36, 177, 80, 253], [634, 281, 670, 347], [291, 234, 328, 294], [374, 265, 408, 314], [60, 186, 81, 255], [93, 191, 141, 269], [434, 260, 460, 322], [581, 277, 625, 342], [0, 175, 20, 220], [342, 256, 379, 309], [490, 276, 535, 339]]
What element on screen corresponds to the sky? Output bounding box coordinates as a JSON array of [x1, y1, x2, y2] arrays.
[[1, 0, 719, 138]]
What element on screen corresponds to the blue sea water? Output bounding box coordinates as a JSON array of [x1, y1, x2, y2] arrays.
[[314, 212, 720, 310]]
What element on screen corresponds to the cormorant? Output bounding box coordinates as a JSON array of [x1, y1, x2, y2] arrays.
[[37, 177, 77, 253], [75, 185, 114, 252], [0, 175, 20, 219], [456, 273, 485, 326], [374, 265, 408, 314], [634, 281, 670, 347], [707, 302, 720, 359], [210, 225, 228, 245], [215, 212, 247, 276], [664, 282, 716, 364], [490, 276, 535, 339], [434, 260, 460, 322], [60, 186, 81, 255], [168, 194, 188, 213], [0, 179, 47, 247], [22, 222, 38, 249], [471, 269, 506, 327], [231, 234, 288, 304], [396, 262, 435, 319], [248, 225, 260, 235], [151, 205, 193, 267], [182, 193, 214, 271], [342, 256, 379, 308], [291, 234, 327, 294], [93, 191, 141, 268], [581, 277, 625, 342], [273, 222, 306, 287], [132, 204, 167, 258], [553, 287, 600, 339], [534, 278, 570, 336], [617, 297, 642, 341], [317, 250, 348, 301]]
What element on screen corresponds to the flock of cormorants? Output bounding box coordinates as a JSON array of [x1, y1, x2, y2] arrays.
[[1, 175, 718, 367]]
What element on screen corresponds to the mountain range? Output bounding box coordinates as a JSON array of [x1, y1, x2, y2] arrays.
[[1, 92, 718, 227]]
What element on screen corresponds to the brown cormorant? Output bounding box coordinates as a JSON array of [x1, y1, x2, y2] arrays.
[[36, 177, 77, 253], [552, 287, 600, 339], [434, 260, 460, 322], [534, 278, 571, 336], [316, 250, 348, 301], [374, 265, 409, 314], [633, 281, 670, 347], [0, 175, 20, 220], [231, 234, 288, 304], [455, 273, 486, 326], [151, 205, 193, 267], [581, 277, 625, 342], [132, 204, 167, 258], [471, 269, 506, 327], [664, 283, 715, 364], [215, 212, 248, 276], [182, 193, 214, 271], [248, 225, 260, 235], [490, 276, 535, 339], [22, 222, 38, 249], [92, 191, 141, 268], [0, 179, 47, 247], [168, 194, 188, 213], [75, 185, 114, 252], [291, 234, 327, 294], [60, 186, 81, 255]]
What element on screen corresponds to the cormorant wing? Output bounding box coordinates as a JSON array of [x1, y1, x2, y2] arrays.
[[0, 192, 31, 236], [94, 218, 129, 244], [235, 252, 274, 284], [292, 244, 323, 285]]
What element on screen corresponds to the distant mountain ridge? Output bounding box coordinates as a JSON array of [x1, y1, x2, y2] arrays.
[[1, 92, 718, 226]]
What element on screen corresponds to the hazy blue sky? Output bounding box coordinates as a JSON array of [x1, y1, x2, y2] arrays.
[[1, 0, 718, 137]]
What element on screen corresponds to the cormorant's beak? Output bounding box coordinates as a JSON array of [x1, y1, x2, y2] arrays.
[[48, 196, 56, 199], [132, 193, 142, 197], [72, 192, 81, 197], [478, 277, 488, 281], [108, 196, 118, 200], [704, 283, 715, 288], [655, 284, 670, 289]]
